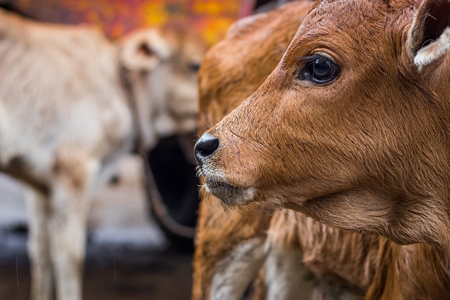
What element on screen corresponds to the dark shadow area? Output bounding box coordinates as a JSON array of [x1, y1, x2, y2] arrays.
[[148, 134, 199, 251]]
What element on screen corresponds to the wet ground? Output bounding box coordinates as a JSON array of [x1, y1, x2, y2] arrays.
[[0, 156, 193, 300], [0, 242, 193, 300]]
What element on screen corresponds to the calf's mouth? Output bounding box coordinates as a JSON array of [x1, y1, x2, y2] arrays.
[[203, 178, 256, 206]]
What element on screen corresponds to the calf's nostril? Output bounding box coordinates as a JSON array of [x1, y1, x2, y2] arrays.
[[195, 135, 219, 161]]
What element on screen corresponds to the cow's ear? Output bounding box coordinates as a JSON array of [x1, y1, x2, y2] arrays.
[[407, 0, 450, 71], [120, 28, 172, 71]]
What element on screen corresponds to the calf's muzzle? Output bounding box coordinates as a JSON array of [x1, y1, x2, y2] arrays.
[[194, 133, 219, 166]]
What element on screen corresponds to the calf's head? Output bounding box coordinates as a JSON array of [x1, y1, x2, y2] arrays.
[[196, 0, 450, 250], [121, 26, 207, 149]]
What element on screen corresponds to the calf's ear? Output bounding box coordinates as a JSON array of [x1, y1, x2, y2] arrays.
[[407, 0, 450, 70], [120, 28, 172, 71]]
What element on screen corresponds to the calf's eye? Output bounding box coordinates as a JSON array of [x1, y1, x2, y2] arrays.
[[298, 55, 340, 84], [188, 63, 200, 72]]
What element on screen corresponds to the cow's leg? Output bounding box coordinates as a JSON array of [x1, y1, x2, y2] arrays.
[[265, 246, 310, 300], [265, 210, 315, 300], [47, 154, 99, 300], [193, 193, 271, 300], [25, 189, 54, 300], [210, 238, 267, 300]]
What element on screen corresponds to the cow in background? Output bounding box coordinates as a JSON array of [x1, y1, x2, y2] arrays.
[[0, 8, 206, 300]]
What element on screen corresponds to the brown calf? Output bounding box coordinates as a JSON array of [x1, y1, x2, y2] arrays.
[[0, 9, 206, 300], [196, 0, 450, 270], [194, 0, 450, 299]]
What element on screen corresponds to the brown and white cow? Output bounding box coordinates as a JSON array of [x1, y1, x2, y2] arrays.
[[0, 8, 206, 300], [195, 0, 450, 299]]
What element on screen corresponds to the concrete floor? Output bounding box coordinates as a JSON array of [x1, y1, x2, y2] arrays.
[[0, 155, 193, 300]]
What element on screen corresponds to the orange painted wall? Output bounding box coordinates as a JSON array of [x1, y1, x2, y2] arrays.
[[14, 0, 255, 45]]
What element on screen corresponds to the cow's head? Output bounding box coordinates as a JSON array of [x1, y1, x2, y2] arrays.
[[120, 26, 207, 149], [196, 0, 450, 251]]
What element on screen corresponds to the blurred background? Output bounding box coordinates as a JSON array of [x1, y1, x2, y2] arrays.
[[0, 0, 289, 299]]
